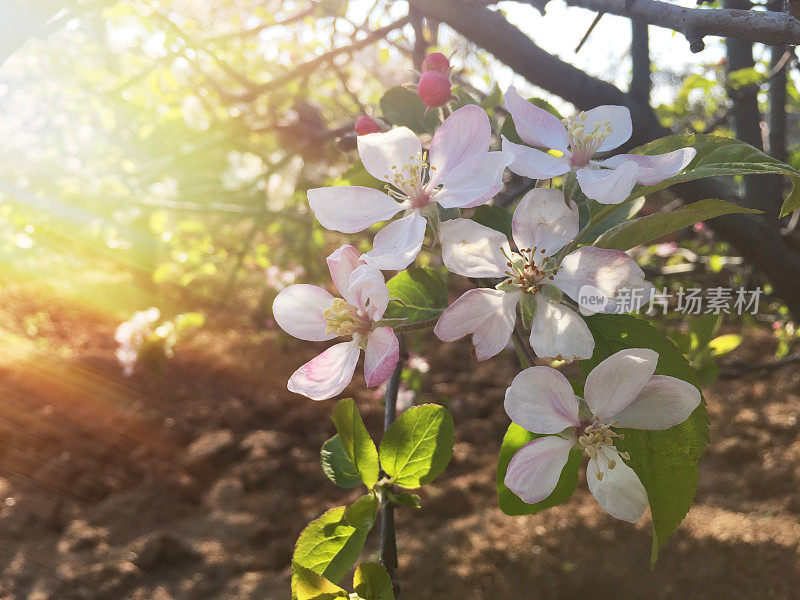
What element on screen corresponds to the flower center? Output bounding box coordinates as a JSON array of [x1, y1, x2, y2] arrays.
[[323, 298, 371, 337], [500, 246, 558, 294], [577, 418, 629, 481], [385, 152, 435, 209], [563, 112, 613, 168]]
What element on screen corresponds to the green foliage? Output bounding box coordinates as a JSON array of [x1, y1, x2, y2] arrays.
[[292, 563, 347, 600], [471, 204, 513, 238], [384, 267, 448, 324], [321, 435, 362, 489], [391, 492, 422, 509], [496, 424, 583, 516], [331, 399, 380, 488], [379, 404, 455, 489], [379, 86, 440, 134], [519, 293, 536, 329], [344, 494, 379, 529], [668, 314, 742, 386], [582, 314, 709, 565], [594, 199, 761, 251], [353, 562, 395, 600]]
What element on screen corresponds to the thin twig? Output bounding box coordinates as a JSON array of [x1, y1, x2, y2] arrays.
[[512, 326, 536, 367], [719, 352, 800, 378]]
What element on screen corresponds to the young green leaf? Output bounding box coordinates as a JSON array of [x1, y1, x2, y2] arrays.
[[292, 563, 348, 600], [321, 435, 362, 489], [519, 293, 537, 329], [332, 399, 380, 488], [353, 562, 395, 600], [392, 492, 422, 509], [709, 333, 742, 356], [379, 404, 454, 489], [384, 267, 448, 324], [689, 313, 722, 349], [582, 314, 709, 565], [472, 204, 513, 239], [379, 86, 439, 134], [496, 423, 583, 516], [293, 507, 370, 586], [344, 494, 379, 529]]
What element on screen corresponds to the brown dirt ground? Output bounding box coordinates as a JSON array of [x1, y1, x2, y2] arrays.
[[0, 283, 798, 600]]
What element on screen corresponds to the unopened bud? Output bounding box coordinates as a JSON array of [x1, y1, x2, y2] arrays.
[[355, 115, 380, 136], [417, 71, 451, 108], [421, 52, 451, 74]]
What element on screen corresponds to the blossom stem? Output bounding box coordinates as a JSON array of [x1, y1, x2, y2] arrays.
[[393, 317, 441, 333], [511, 326, 536, 367], [561, 202, 620, 256]]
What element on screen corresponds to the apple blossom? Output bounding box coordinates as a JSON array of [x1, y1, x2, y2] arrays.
[[307, 105, 514, 270], [433, 187, 653, 361], [501, 86, 697, 204], [272, 244, 399, 401], [504, 348, 701, 522]]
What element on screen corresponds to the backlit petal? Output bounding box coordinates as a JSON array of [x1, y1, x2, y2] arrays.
[[327, 244, 362, 301], [613, 375, 701, 429], [504, 86, 569, 152], [529, 295, 594, 363], [439, 218, 510, 278], [504, 365, 581, 433], [272, 284, 336, 342], [576, 162, 639, 205], [600, 147, 697, 186], [583, 348, 658, 422], [357, 127, 422, 183], [502, 136, 571, 180], [287, 340, 361, 401], [362, 211, 427, 271], [364, 326, 400, 387], [511, 187, 579, 255], [583, 105, 632, 152], [428, 104, 491, 188], [586, 447, 648, 522], [308, 186, 402, 233], [347, 264, 390, 321], [434, 151, 514, 209], [504, 436, 574, 504]]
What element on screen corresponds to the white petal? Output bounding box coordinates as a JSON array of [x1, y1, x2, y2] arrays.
[[504, 365, 581, 434], [433, 289, 520, 360], [504, 435, 574, 504], [357, 127, 422, 183], [439, 218, 510, 278], [584, 105, 632, 152], [308, 186, 402, 233], [428, 104, 491, 188], [554, 246, 652, 315], [347, 264, 390, 322], [326, 244, 362, 301], [272, 284, 336, 342], [502, 136, 571, 180], [584, 348, 658, 422], [613, 375, 701, 429], [287, 340, 361, 401], [576, 162, 639, 205], [434, 151, 514, 209], [504, 86, 569, 152], [600, 148, 697, 186], [362, 211, 427, 271], [363, 326, 400, 387], [529, 295, 594, 363], [586, 447, 648, 522], [511, 187, 579, 255]]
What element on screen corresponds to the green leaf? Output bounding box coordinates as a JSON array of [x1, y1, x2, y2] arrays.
[[353, 562, 395, 600], [292, 563, 347, 600], [689, 313, 721, 349], [321, 435, 362, 489], [379, 86, 439, 134], [709, 333, 742, 356], [379, 404, 455, 488], [582, 314, 709, 565], [583, 197, 646, 242], [293, 507, 370, 586], [624, 134, 800, 217], [594, 199, 760, 251], [520, 292, 536, 329], [332, 399, 380, 488], [392, 492, 422, 509], [338, 159, 384, 190], [384, 267, 448, 324], [480, 83, 502, 110], [496, 423, 583, 516], [472, 204, 512, 239], [344, 494, 379, 529]]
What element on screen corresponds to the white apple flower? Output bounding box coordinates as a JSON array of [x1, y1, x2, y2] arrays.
[[501, 86, 696, 205], [433, 187, 653, 362], [307, 105, 514, 271], [504, 348, 701, 522], [272, 244, 399, 401]]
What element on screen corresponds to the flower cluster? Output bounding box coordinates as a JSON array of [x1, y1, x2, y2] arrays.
[[273, 70, 702, 523]]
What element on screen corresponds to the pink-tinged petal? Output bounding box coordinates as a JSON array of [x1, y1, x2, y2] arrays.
[[272, 284, 336, 342], [529, 295, 594, 363], [347, 264, 390, 321], [357, 127, 422, 183], [586, 447, 648, 522], [502, 136, 571, 180], [511, 188, 579, 256], [553, 246, 652, 315], [504, 435, 574, 504], [364, 326, 400, 387], [504, 365, 581, 433], [428, 104, 491, 188], [439, 218, 510, 278], [327, 244, 362, 300], [361, 211, 427, 271], [287, 340, 361, 401], [576, 162, 639, 205], [308, 186, 402, 233], [612, 375, 701, 430], [504, 86, 569, 152], [584, 348, 658, 422], [461, 180, 504, 209], [600, 148, 697, 186], [434, 289, 520, 360], [584, 105, 632, 152], [434, 151, 514, 209]]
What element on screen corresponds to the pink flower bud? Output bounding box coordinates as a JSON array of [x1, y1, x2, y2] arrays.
[[355, 116, 380, 136], [421, 52, 451, 74], [692, 222, 707, 233], [417, 71, 451, 108]]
